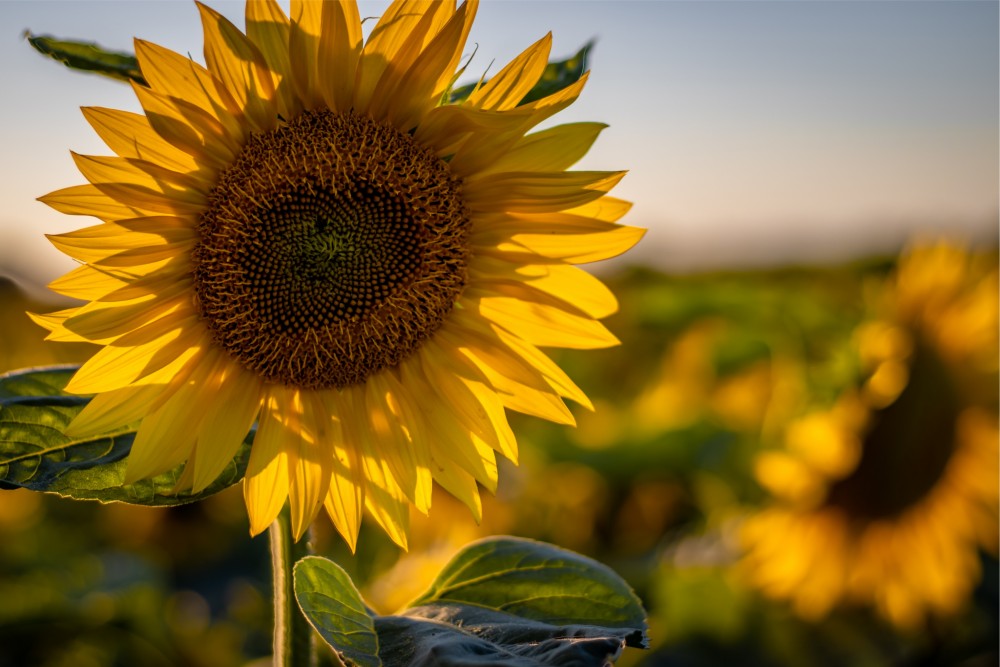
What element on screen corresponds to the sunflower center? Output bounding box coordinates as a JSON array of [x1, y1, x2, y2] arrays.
[[193, 110, 470, 389], [826, 337, 959, 520]]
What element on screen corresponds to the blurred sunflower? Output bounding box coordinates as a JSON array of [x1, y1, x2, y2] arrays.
[[31, 0, 641, 548], [742, 242, 998, 629]]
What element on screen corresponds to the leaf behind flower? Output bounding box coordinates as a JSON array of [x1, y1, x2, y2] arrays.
[[0, 365, 250, 506]]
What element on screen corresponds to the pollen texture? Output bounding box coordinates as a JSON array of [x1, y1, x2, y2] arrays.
[[193, 110, 470, 389]]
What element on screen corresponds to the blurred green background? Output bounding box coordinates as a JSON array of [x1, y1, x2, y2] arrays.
[[1, 241, 997, 667]]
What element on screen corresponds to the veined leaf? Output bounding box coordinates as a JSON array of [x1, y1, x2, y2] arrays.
[[295, 538, 648, 667], [410, 536, 648, 646], [25, 32, 145, 85], [294, 556, 381, 667], [449, 41, 595, 106], [0, 365, 250, 505]]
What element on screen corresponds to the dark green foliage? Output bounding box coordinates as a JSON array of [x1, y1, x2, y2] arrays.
[[25, 33, 145, 85], [0, 366, 251, 505], [294, 537, 648, 667]]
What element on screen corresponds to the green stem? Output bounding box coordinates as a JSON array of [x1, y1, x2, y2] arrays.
[[270, 510, 316, 667]]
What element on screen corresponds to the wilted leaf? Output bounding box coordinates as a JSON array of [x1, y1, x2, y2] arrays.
[[25, 32, 145, 84], [294, 556, 381, 667], [449, 41, 594, 105], [0, 366, 250, 505]]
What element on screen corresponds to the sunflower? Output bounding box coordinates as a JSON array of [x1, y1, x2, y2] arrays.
[[31, 0, 642, 549], [742, 242, 998, 629]]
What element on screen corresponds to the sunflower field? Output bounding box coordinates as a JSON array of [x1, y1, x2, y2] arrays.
[[1, 1, 997, 666], [2, 242, 996, 667]]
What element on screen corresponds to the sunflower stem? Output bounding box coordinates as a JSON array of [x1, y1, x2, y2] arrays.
[[270, 510, 316, 667]]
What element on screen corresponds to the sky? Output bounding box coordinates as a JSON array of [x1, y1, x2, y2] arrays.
[[0, 0, 996, 294]]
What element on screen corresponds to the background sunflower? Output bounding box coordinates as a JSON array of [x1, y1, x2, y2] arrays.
[[742, 242, 999, 629]]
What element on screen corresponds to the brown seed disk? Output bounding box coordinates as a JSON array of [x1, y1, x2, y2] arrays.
[[193, 110, 470, 389]]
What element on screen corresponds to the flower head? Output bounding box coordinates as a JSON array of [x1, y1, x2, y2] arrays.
[[742, 241, 999, 628], [33, 0, 642, 548]]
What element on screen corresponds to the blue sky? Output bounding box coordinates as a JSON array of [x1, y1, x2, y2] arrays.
[[1, 0, 996, 291]]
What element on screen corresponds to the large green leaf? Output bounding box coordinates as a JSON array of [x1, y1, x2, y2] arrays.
[[410, 536, 648, 645], [295, 538, 648, 667], [449, 41, 594, 105], [0, 366, 250, 505], [294, 556, 381, 667], [25, 33, 145, 85]]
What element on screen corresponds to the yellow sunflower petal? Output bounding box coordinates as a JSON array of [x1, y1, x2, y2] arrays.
[[245, 388, 294, 535], [437, 462, 484, 521], [363, 483, 411, 551], [478, 224, 646, 265], [355, 0, 453, 114], [360, 374, 428, 513], [287, 390, 334, 539], [71, 152, 207, 210], [464, 170, 626, 214], [65, 316, 204, 395], [352, 390, 411, 550], [197, 1, 277, 132], [319, 389, 364, 552], [415, 347, 517, 463], [123, 350, 223, 484], [62, 292, 191, 344], [471, 257, 618, 319], [449, 72, 592, 175], [479, 122, 607, 176], [65, 346, 202, 437], [316, 0, 362, 113], [469, 289, 620, 350], [490, 325, 593, 411], [382, 0, 477, 130], [380, 370, 435, 514], [470, 360, 575, 426], [82, 107, 200, 173], [39, 184, 155, 222], [245, 0, 296, 119], [288, 0, 325, 110], [131, 83, 238, 168], [465, 32, 551, 111], [437, 336, 575, 426], [134, 38, 244, 136], [46, 263, 132, 301], [74, 151, 209, 200], [47, 257, 182, 301], [47, 218, 195, 264], [191, 366, 263, 493], [28, 308, 91, 343], [400, 350, 501, 490], [435, 318, 559, 397]]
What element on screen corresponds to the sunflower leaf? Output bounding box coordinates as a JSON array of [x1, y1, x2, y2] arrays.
[[24, 32, 146, 85], [294, 556, 381, 667], [296, 538, 647, 667], [409, 536, 648, 648], [449, 41, 594, 105], [0, 365, 250, 505]]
